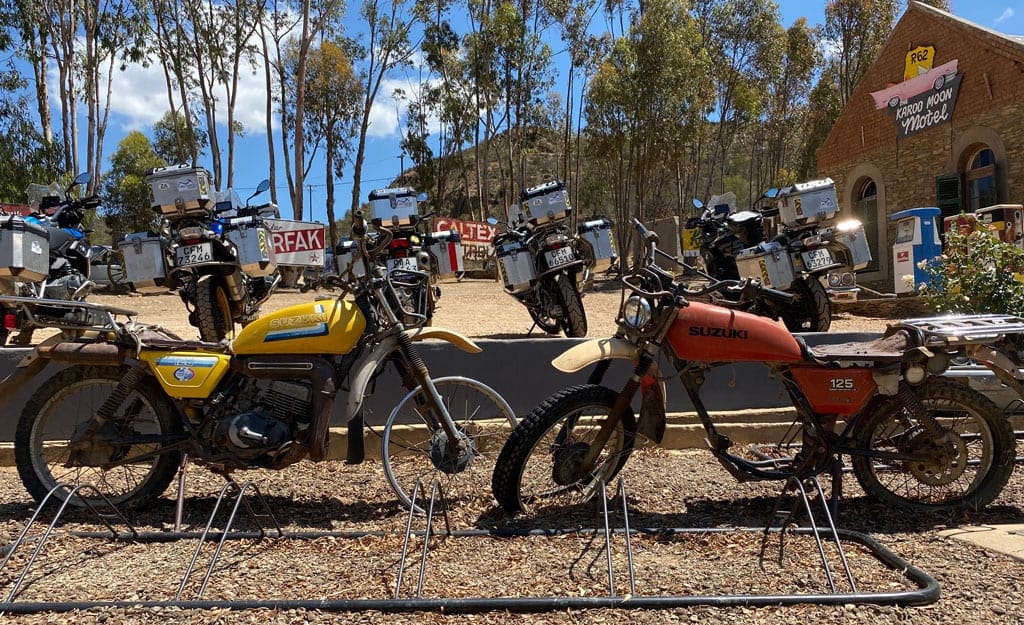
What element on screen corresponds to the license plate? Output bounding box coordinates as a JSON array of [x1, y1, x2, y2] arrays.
[[802, 248, 833, 271], [175, 242, 213, 266], [545, 247, 576, 269], [388, 257, 419, 272]]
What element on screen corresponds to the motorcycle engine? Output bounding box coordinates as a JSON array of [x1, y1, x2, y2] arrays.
[[43, 272, 89, 300], [209, 380, 314, 466]]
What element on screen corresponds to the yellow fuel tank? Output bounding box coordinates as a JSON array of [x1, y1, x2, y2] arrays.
[[232, 299, 367, 355]]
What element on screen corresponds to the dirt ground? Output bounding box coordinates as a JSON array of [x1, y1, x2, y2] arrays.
[[87, 276, 899, 341]]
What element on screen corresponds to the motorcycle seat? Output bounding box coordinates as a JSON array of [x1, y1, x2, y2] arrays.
[[799, 329, 913, 364], [133, 327, 231, 353]]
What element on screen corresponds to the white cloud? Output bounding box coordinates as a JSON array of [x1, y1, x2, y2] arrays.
[[816, 37, 841, 62], [995, 8, 1014, 24]]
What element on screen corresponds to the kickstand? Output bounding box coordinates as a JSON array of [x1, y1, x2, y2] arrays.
[[174, 453, 190, 532]]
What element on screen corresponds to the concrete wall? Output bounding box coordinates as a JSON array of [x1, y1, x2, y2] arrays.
[[0, 333, 881, 441]]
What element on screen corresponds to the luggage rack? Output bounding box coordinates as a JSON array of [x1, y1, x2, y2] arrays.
[[0, 295, 139, 336], [0, 476, 940, 615], [896, 314, 1024, 347]]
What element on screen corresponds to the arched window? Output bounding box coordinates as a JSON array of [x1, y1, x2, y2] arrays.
[[853, 178, 880, 273], [966, 147, 997, 210]]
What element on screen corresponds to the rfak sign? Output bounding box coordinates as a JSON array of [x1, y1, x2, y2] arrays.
[[891, 73, 962, 140]]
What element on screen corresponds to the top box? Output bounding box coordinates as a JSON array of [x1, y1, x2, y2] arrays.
[[369, 187, 418, 227], [519, 180, 571, 226], [775, 178, 838, 228], [146, 165, 213, 217]]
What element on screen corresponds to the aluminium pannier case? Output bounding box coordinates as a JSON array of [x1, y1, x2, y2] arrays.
[[0, 216, 49, 281], [519, 180, 571, 225], [735, 241, 795, 290], [495, 239, 536, 294], [827, 222, 873, 270], [335, 239, 367, 279], [428, 230, 464, 277], [146, 165, 213, 216], [369, 187, 418, 227], [117, 232, 170, 293], [775, 178, 838, 228], [225, 217, 276, 277], [578, 218, 617, 272]]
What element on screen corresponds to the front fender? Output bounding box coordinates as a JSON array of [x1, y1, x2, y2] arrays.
[[408, 327, 481, 354], [553, 337, 668, 443]]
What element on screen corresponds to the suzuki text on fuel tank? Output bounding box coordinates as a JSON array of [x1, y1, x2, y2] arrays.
[[3, 211, 515, 512], [491, 218, 1015, 515]]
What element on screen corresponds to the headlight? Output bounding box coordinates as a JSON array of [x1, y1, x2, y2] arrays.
[[841, 272, 855, 287], [827, 273, 842, 288], [836, 219, 862, 233], [622, 296, 652, 329]]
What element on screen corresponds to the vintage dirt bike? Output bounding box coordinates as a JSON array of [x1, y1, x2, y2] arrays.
[[5, 212, 516, 512], [491, 218, 1015, 515]]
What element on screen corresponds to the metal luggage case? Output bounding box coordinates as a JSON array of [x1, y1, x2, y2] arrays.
[[519, 180, 571, 226], [225, 217, 276, 277], [428, 230, 464, 277], [369, 187, 418, 227], [775, 178, 838, 228], [495, 239, 536, 293], [828, 222, 873, 270], [0, 216, 49, 282], [335, 239, 367, 280], [578, 218, 617, 272], [146, 165, 213, 217], [117, 232, 170, 293], [735, 242, 795, 290]]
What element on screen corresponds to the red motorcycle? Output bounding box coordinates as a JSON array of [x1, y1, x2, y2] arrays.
[[491, 218, 1016, 515]]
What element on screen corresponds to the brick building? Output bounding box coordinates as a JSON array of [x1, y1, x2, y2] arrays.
[[817, 1, 1024, 291]]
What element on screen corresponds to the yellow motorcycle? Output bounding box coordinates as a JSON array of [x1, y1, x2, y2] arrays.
[[1, 212, 515, 512]]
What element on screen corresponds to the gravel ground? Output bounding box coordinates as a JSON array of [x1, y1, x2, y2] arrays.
[[4, 278, 1020, 623]]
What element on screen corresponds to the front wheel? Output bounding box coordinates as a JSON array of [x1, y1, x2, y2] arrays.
[[491, 384, 636, 514], [193, 275, 234, 342], [781, 277, 831, 332], [850, 378, 1015, 513], [555, 273, 587, 337], [382, 377, 517, 511], [14, 366, 183, 508]]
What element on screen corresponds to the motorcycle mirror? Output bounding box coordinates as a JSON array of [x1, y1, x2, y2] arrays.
[[691, 198, 703, 209], [763, 188, 779, 199], [486, 217, 499, 226], [247, 179, 271, 203], [67, 172, 91, 193], [416, 192, 428, 203]]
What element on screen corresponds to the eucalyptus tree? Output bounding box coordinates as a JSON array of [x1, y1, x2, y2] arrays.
[[761, 18, 816, 190], [101, 131, 167, 239], [153, 110, 210, 165], [823, 0, 898, 105], [0, 88, 63, 203], [2, 0, 54, 162]]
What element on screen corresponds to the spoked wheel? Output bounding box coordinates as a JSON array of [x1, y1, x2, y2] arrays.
[[781, 277, 831, 333], [851, 378, 1015, 513], [382, 376, 517, 512], [193, 275, 234, 342], [14, 366, 182, 508], [491, 384, 636, 514]]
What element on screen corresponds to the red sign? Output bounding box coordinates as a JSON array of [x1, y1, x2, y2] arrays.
[[434, 218, 497, 268], [265, 219, 326, 266], [897, 251, 909, 262]]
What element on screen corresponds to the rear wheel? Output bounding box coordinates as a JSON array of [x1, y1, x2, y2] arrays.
[[851, 378, 1015, 513], [556, 273, 587, 337], [492, 384, 636, 514], [382, 377, 517, 512], [781, 277, 831, 332], [193, 275, 234, 342], [14, 366, 182, 508]]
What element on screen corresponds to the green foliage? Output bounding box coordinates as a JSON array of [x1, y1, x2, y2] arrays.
[[101, 131, 167, 239], [153, 111, 208, 165], [0, 92, 62, 202], [919, 221, 1024, 315]]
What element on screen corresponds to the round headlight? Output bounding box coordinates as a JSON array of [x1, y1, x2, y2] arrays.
[[841, 272, 855, 287], [827, 273, 842, 288], [409, 234, 421, 245], [622, 296, 652, 329]]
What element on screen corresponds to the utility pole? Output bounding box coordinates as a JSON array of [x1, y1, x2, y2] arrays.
[[307, 184, 313, 219]]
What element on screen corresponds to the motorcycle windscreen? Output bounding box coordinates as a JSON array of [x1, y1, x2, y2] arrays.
[[232, 299, 366, 355], [665, 301, 803, 363], [139, 351, 232, 399]]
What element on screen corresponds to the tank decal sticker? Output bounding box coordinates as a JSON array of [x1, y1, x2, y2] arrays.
[[264, 322, 330, 342], [156, 356, 218, 368]]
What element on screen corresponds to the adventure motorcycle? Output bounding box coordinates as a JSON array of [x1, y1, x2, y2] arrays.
[[489, 180, 588, 338], [685, 183, 871, 333], [4, 211, 516, 513], [148, 169, 281, 342], [0, 172, 98, 346], [491, 218, 1015, 515]]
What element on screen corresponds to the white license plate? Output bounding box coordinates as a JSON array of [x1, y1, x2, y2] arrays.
[[388, 257, 419, 272], [545, 247, 576, 269], [175, 242, 214, 266], [802, 248, 833, 271]]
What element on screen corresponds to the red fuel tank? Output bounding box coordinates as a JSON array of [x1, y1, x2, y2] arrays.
[[665, 301, 804, 363]]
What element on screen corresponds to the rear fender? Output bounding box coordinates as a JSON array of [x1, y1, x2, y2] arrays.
[[553, 338, 667, 443]]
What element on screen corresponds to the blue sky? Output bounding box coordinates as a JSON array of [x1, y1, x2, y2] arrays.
[[28, 1, 1024, 223]]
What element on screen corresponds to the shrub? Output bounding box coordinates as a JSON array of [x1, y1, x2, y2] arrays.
[[918, 219, 1024, 315]]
